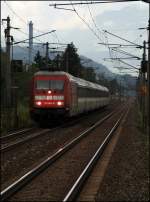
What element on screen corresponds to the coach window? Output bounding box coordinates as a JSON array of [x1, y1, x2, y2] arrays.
[[78, 86, 84, 97], [86, 88, 90, 97], [99, 91, 101, 97], [77, 86, 81, 97], [83, 88, 86, 97]]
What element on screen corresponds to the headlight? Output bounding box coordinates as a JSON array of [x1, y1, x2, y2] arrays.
[[35, 101, 42, 106], [57, 101, 63, 106]]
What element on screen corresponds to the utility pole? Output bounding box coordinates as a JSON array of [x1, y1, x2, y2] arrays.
[[43, 42, 63, 70], [43, 42, 49, 69], [45, 42, 49, 69], [29, 21, 33, 66], [147, 3, 150, 135], [119, 78, 122, 102], [66, 49, 69, 73], [2, 16, 11, 107], [141, 41, 147, 130]]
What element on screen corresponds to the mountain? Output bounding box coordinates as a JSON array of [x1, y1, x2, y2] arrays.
[[80, 55, 115, 79], [11, 45, 58, 63], [80, 55, 137, 90]]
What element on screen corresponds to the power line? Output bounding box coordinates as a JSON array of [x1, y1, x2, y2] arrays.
[[86, 0, 105, 41], [4, 1, 27, 25], [49, 0, 140, 7], [118, 59, 140, 70], [103, 29, 143, 48], [69, 1, 104, 42], [50, 0, 142, 74], [3, 1, 47, 44], [113, 66, 139, 71], [98, 42, 142, 47], [111, 48, 141, 59], [14, 28, 45, 44], [13, 30, 56, 45], [4, 1, 51, 35], [104, 57, 140, 69]]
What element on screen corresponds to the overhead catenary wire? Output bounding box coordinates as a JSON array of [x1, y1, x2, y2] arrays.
[[69, 0, 118, 72], [69, 1, 105, 43], [104, 57, 140, 69], [49, 0, 140, 7], [111, 48, 141, 59], [13, 30, 56, 45], [84, 1, 141, 73], [13, 28, 45, 44], [51, 0, 143, 76], [2, 1, 69, 67], [86, 0, 106, 42], [98, 29, 143, 73], [103, 30, 120, 71], [103, 29, 143, 48], [2, 3, 47, 44], [3, 1, 66, 46], [3, 0, 144, 74], [4, 1, 49, 35], [117, 59, 139, 70], [70, 0, 116, 65]]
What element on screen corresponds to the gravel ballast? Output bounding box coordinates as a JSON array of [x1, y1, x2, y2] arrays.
[[1, 101, 121, 190], [6, 104, 123, 201], [95, 100, 149, 201]]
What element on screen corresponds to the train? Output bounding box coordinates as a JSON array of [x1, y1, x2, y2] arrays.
[[29, 71, 110, 125]]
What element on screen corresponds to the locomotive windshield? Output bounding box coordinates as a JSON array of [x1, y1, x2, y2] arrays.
[[36, 80, 64, 90]]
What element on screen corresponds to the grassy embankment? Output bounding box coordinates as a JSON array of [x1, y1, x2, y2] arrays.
[[1, 70, 35, 134]]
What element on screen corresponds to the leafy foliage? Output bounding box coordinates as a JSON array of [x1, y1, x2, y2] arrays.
[[34, 50, 52, 70], [34, 50, 43, 68], [60, 42, 82, 77]]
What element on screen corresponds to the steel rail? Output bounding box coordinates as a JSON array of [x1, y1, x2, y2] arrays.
[[0, 108, 120, 201], [0, 117, 89, 152], [63, 107, 130, 202], [0, 127, 35, 141], [0, 107, 109, 152], [0, 128, 53, 152]]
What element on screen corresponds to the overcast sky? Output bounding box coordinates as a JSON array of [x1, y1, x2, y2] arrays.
[[1, 1, 149, 75]]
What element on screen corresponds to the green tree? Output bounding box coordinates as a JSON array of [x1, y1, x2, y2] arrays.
[[34, 51, 43, 68], [60, 43, 82, 77], [52, 54, 61, 71], [34, 51, 53, 70]]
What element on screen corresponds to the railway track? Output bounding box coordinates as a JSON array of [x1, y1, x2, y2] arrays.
[[63, 106, 130, 201], [1, 104, 128, 201], [0, 106, 111, 153], [0, 128, 55, 152], [0, 127, 35, 142]]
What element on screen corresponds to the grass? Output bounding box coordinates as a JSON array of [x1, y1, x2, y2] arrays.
[[136, 101, 147, 133], [135, 101, 149, 160], [17, 102, 32, 127], [0, 102, 33, 135]]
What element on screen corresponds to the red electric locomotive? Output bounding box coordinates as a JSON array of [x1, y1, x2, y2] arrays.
[[29, 71, 110, 125]]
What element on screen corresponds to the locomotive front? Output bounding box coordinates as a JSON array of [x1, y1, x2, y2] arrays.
[[30, 72, 69, 123]]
